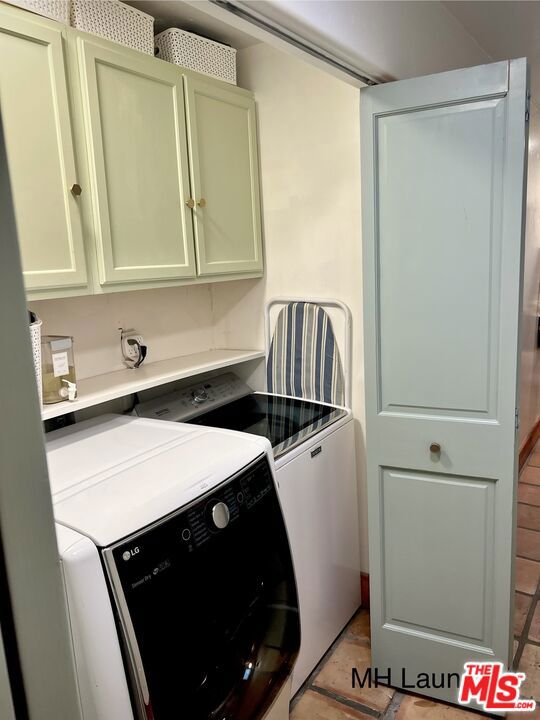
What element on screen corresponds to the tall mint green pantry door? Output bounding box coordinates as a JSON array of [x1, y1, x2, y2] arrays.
[[361, 59, 528, 705]]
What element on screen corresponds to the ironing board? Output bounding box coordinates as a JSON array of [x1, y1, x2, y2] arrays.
[[265, 298, 352, 408]]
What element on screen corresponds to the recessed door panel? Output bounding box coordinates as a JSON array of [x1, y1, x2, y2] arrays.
[[0, 10, 87, 291], [184, 77, 263, 276], [77, 37, 196, 284], [382, 468, 493, 643], [378, 100, 505, 418]]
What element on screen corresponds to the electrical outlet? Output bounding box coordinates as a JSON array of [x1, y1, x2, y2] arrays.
[[121, 331, 144, 362]]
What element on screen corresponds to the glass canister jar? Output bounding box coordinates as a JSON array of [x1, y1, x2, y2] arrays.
[[41, 335, 77, 404]]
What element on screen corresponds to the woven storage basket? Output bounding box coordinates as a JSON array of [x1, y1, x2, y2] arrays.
[[155, 28, 237, 85], [70, 0, 154, 55], [29, 315, 43, 407], [2, 0, 69, 23]]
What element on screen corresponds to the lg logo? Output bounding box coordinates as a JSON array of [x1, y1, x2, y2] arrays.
[[122, 547, 140, 561]]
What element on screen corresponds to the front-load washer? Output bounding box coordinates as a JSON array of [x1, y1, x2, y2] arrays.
[[135, 373, 361, 696], [46, 414, 300, 720]]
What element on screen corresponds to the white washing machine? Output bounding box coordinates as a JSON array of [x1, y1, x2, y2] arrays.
[[46, 414, 300, 720], [135, 372, 361, 695]]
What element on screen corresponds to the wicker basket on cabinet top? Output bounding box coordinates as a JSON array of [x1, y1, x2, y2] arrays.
[[155, 28, 237, 85], [2, 0, 69, 23], [70, 0, 154, 55]]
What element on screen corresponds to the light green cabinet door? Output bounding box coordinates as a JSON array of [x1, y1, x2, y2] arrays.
[[0, 7, 87, 293], [184, 77, 263, 276], [75, 36, 196, 285]]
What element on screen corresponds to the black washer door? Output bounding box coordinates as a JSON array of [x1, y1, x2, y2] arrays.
[[107, 456, 300, 720]]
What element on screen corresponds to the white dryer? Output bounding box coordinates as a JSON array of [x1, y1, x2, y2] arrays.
[[46, 414, 300, 720]]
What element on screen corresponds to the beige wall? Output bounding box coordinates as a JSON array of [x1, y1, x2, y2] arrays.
[[520, 103, 540, 447], [29, 284, 215, 380], [211, 43, 369, 570]]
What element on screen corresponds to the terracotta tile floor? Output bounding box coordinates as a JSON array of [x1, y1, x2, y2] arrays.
[[290, 443, 540, 719]]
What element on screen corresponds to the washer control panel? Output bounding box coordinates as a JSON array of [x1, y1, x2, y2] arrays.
[[110, 456, 274, 589], [134, 372, 251, 422]]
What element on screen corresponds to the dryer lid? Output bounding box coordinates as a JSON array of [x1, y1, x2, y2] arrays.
[[46, 415, 269, 546]]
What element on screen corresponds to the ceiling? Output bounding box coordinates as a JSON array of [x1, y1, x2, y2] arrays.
[[444, 1, 540, 100], [444, 1, 540, 62], [126, 1, 540, 100]]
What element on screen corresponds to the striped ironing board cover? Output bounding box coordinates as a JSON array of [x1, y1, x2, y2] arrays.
[[266, 301, 345, 406]]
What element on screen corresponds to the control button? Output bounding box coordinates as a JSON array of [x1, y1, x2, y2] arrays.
[[181, 528, 191, 541], [211, 502, 230, 530], [237, 492, 244, 504], [191, 387, 209, 405]]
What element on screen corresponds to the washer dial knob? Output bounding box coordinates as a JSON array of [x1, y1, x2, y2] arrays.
[[211, 502, 230, 530], [191, 387, 209, 405]]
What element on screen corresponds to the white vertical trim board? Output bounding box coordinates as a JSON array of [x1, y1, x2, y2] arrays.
[[0, 114, 83, 718]]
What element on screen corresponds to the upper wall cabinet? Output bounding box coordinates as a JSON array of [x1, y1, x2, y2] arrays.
[[75, 36, 197, 285], [0, 8, 88, 293], [184, 77, 263, 276], [0, 4, 264, 299]]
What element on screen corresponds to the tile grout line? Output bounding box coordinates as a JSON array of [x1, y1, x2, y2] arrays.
[[516, 499, 540, 508], [290, 605, 371, 714], [514, 455, 540, 672], [309, 685, 381, 717], [514, 577, 539, 670], [381, 691, 405, 719]]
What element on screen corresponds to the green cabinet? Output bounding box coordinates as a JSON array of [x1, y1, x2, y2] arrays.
[[0, 7, 88, 294], [0, 4, 264, 299], [75, 36, 196, 286], [185, 76, 263, 276]]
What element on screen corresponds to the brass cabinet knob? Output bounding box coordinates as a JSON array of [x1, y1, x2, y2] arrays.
[[197, 198, 207, 208], [429, 442, 441, 454], [71, 183, 82, 196], [185, 198, 195, 208]]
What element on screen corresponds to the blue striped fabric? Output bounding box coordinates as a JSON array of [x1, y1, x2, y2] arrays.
[[267, 302, 345, 406]]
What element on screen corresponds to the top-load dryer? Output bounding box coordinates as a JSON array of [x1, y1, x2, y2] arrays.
[[46, 414, 300, 720]]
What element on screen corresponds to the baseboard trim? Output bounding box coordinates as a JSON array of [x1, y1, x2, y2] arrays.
[[519, 416, 540, 471], [360, 572, 370, 610]]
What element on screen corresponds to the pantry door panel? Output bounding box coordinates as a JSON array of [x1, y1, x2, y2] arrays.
[[361, 59, 528, 705], [382, 469, 494, 643], [76, 37, 196, 285], [0, 7, 87, 293], [184, 77, 263, 276]]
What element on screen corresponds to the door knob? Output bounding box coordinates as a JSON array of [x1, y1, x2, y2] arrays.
[[71, 183, 82, 196], [429, 442, 441, 454], [197, 198, 207, 208], [185, 198, 195, 208]]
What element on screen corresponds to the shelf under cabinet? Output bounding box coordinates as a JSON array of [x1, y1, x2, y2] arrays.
[[41, 348, 265, 421]]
